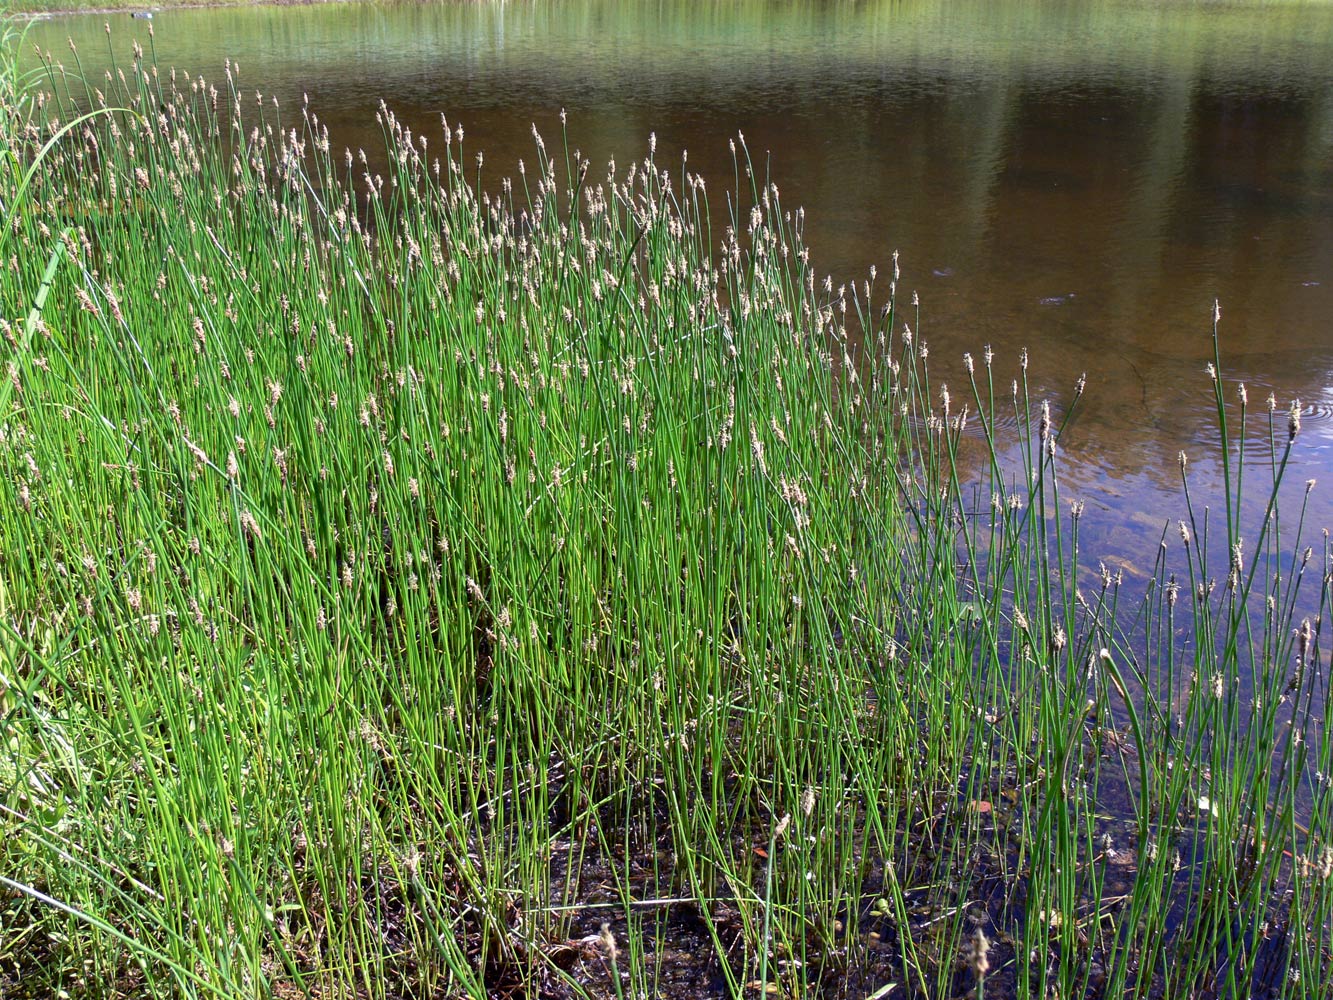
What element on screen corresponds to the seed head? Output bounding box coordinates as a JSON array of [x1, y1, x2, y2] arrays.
[[970, 928, 991, 978], [239, 509, 261, 540], [597, 923, 618, 962], [1052, 625, 1067, 653]]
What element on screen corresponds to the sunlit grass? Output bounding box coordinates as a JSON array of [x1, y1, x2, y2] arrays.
[[0, 20, 1330, 999]]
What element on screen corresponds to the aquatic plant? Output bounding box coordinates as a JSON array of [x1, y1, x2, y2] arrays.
[[0, 25, 1329, 1000]]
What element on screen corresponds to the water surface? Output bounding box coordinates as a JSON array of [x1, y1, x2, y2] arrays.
[[26, 0, 1333, 578]]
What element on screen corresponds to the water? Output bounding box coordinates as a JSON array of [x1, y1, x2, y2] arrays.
[[24, 0, 1333, 578]]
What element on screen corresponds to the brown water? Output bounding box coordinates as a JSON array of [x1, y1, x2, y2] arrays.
[[25, 0, 1333, 576]]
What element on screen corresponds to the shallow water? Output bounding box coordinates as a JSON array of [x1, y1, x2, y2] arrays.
[[25, 0, 1333, 576]]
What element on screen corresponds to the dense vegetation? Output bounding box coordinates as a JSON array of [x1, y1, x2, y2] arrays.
[[1, 15, 1330, 999]]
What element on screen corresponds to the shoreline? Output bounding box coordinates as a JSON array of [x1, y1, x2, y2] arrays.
[[10, 0, 354, 19]]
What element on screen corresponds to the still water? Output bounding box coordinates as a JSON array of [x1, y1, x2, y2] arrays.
[[26, 0, 1333, 578]]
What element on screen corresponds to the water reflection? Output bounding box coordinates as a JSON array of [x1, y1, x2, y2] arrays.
[[24, 0, 1333, 573]]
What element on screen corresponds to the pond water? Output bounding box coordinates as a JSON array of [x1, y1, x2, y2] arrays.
[[24, 0, 1333, 581]]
